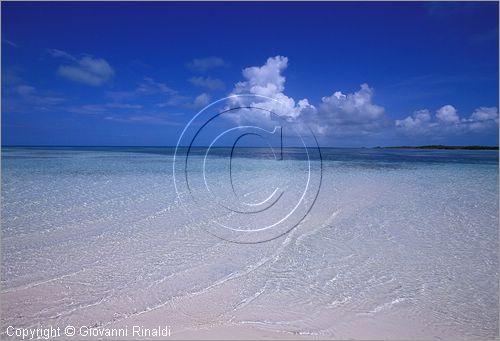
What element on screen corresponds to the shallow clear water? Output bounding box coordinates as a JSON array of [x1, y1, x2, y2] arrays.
[[1, 147, 498, 339]]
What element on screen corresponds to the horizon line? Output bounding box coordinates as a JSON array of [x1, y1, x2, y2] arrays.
[[1, 144, 499, 149]]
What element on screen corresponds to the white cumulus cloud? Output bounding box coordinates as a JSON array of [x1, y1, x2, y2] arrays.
[[469, 107, 498, 121], [230, 56, 315, 120], [396, 105, 498, 136], [395, 109, 435, 134], [319, 84, 385, 124], [436, 104, 459, 123], [228, 56, 386, 136]]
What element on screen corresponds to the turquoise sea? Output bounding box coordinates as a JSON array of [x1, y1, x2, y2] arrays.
[[1, 147, 498, 339]]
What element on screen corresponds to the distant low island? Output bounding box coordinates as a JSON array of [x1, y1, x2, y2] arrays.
[[377, 145, 499, 150]]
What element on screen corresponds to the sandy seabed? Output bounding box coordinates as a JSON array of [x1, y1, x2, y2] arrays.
[[1, 148, 498, 340]]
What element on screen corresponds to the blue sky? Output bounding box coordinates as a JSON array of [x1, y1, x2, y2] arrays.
[[2, 1, 499, 147]]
